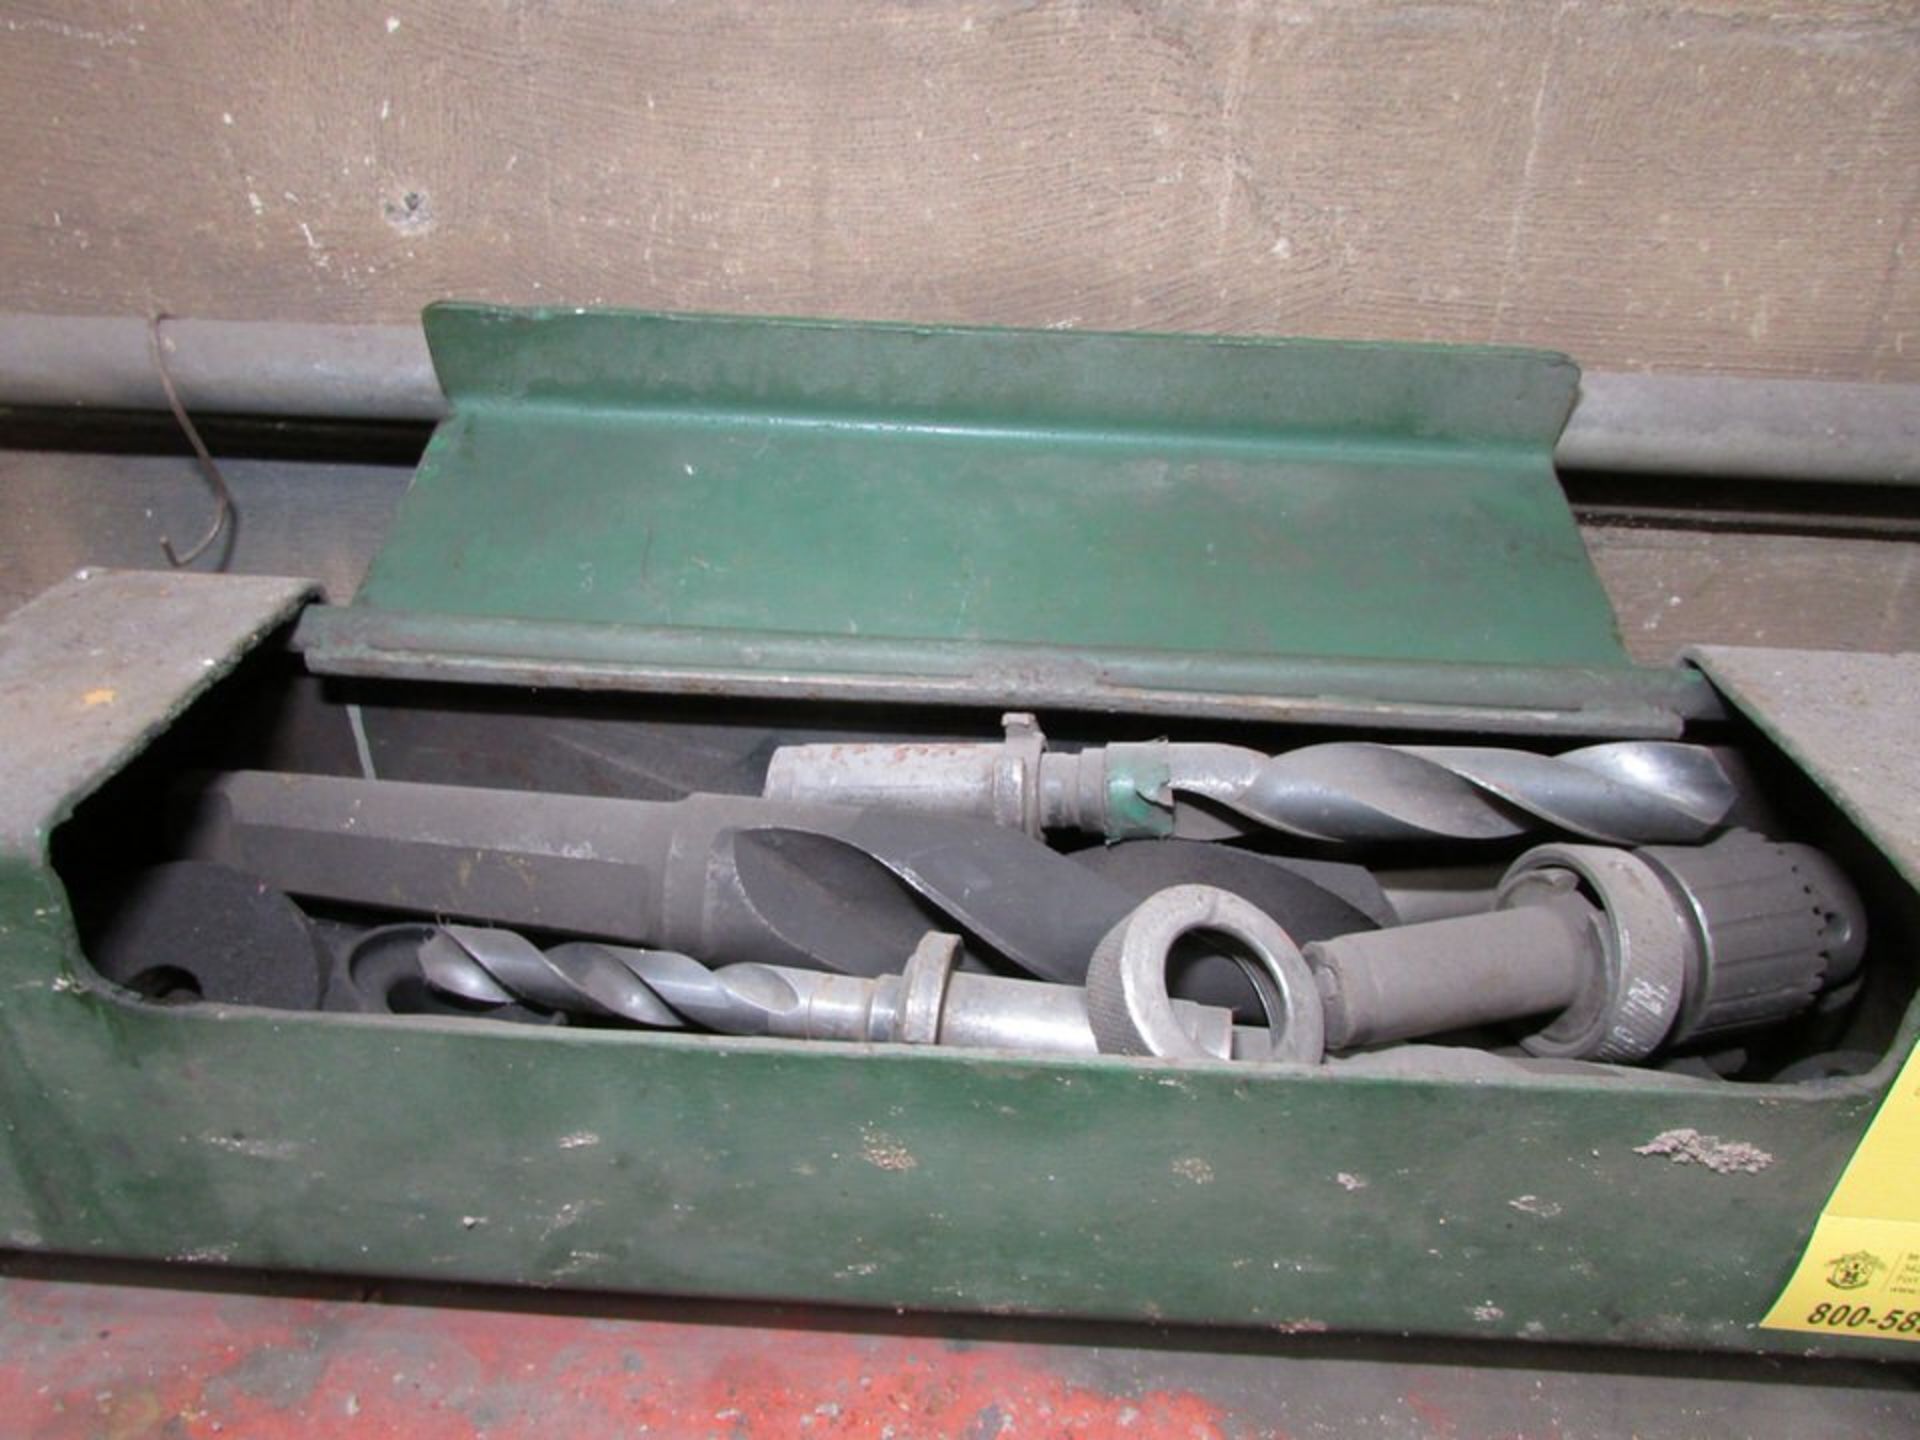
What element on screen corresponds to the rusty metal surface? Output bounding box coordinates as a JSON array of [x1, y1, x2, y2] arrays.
[[1, 1262, 1916, 1440]]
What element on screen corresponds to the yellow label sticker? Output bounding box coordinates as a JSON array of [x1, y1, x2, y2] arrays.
[[1762, 1040, 1920, 1339]]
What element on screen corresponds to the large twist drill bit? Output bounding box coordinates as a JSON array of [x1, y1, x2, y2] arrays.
[[384, 924, 1241, 1058], [178, 771, 1381, 1014], [762, 713, 1740, 845]]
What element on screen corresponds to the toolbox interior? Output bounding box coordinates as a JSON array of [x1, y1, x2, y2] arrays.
[[47, 624, 1920, 1088]]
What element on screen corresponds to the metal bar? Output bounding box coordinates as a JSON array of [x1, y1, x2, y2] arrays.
[[0, 313, 1914, 483], [0, 314, 445, 422], [292, 605, 1724, 736], [1559, 372, 1920, 485]]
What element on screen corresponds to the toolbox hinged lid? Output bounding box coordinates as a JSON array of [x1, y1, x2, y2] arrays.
[[296, 303, 1716, 735]]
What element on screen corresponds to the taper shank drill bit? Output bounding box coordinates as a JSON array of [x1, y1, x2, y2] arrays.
[[762, 713, 1739, 845], [180, 771, 1378, 1011]]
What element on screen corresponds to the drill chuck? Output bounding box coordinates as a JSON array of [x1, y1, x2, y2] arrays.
[[1303, 831, 1865, 1060]]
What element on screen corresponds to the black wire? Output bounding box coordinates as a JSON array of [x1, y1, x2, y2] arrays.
[[148, 312, 236, 567]]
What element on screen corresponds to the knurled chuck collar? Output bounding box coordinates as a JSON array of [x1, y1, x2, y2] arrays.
[[1498, 831, 1867, 1059], [1635, 830, 1866, 1047], [1497, 844, 1688, 1062]]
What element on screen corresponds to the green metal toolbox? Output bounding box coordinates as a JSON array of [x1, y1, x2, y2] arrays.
[[0, 305, 1913, 1354]]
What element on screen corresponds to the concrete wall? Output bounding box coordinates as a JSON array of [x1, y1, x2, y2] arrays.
[[1, 1, 1915, 378]]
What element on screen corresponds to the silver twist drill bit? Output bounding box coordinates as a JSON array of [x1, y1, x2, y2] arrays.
[[417, 925, 706, 1028], [404, 924, 1243, 1058], [762, 713, 1739, 845]]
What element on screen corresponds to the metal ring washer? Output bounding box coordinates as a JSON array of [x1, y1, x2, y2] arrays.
[[1084, 884, 1325, 1063], [1499, 843, 1687, 1062], [894, 932, 961, 1044]]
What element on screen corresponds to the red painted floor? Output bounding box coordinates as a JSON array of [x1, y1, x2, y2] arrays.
[[1, 1258, 1914, 1439], [1, 1279, 1224, 1438]]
